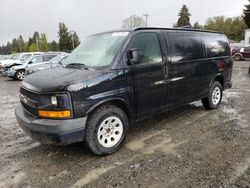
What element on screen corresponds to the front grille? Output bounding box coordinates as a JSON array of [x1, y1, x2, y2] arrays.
[[20, 87, 40, 118], [21, 101, 38, 117]]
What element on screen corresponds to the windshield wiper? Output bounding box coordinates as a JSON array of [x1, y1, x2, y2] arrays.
[[65, 63, 89, 70]]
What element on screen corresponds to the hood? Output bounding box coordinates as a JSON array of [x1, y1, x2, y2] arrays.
[[0, 60, 21, 66], [22, 66, 110, 93]]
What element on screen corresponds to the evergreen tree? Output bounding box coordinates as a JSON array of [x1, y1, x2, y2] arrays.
[[32, 31, 40, 51], [72, 31, 80, 49], [49, 40, 59, 51], [41, 33, 49, 51], [193, 22, 203, 29], [27, 37, 33, 50], [58, 22, 71, 52], [11, 38, 19, 53], [176, 5, 191, 27], [17, 35, 25, 52], [243, 0, 250, 28]]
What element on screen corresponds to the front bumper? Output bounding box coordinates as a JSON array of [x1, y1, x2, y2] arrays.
[[7, 69, 16, 78], [15, 104, 87, 145]]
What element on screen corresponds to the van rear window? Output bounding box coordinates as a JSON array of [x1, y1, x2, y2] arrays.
[[166, 32, 204, 63], [204, 34, 230, 58]]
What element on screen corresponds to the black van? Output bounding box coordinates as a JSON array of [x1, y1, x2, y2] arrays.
[[15, 28, 233, 155]]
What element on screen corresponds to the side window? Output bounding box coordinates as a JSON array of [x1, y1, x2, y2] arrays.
[[22, 54, 31, 60], [205, 34, 230, 58], [31, 56, 43, 64], [167, 31, 204, 63], [44, 55, 56, 61], [128, 33, 162, 65], [244, 47, 250, 52]]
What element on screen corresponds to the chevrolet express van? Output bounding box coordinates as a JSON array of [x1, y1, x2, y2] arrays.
[[15, 28, 233, 155]]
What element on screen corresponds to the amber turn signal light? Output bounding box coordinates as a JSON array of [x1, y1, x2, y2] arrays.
[[38, 110, 71, 118]]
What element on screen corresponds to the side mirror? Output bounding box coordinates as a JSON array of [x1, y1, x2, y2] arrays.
[[127, 48, 143, 65]]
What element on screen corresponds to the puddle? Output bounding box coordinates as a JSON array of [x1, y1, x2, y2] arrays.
[[126, 130, 166, 151]]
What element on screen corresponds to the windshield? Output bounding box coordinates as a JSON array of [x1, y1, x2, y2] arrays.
[[63, 32, 129, 67], [49, 55, 68, 64], [12, 54, 21, 60]]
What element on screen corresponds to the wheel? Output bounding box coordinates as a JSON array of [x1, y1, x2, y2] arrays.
[[15, 70, 25, 81], [234, 54, 242, 61], [85, 105, 129, 155], [202, 81, 223, 110]]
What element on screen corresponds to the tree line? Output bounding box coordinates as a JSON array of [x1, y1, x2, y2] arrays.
[[0, 22, 80, 55], [174, 4, 248, 42], [122, 1, 250, 42]]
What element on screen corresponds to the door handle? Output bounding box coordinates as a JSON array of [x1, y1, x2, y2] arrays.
[[164, 65, 168, 78]]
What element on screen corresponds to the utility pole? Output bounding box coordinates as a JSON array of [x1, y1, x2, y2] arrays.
[[143, 13, 149, 27]]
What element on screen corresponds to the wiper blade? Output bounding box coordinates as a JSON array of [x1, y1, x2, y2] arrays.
[[65, 63, 89, 70]]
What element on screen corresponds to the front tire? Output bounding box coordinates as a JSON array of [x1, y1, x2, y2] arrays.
[[234, 54, 242, 61], [15, 70, 25, 81], [85, 105, 129, 155], [202, 81, 223, 110]]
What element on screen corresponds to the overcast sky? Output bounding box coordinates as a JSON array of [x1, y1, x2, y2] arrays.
[[0, 0, 248, 45]]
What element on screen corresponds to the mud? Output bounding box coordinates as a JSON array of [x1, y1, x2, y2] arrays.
[[0, 61, 250, 188]]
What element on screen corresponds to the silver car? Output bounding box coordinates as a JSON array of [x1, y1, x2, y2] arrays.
[[6, 54, 58, 80], [26, 54, 69, 76]]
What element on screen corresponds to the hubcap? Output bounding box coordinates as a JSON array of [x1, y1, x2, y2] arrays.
[[212, 86, 221, 105], [97, 116, 123, 148], [17, 71, 25, 80]]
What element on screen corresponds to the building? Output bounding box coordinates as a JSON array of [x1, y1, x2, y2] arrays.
[[245, 29, 250, 46]]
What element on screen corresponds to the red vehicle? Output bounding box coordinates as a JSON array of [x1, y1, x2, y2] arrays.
[[232, 46, 250, 61]]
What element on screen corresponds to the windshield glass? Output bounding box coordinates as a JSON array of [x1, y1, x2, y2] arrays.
[[63, 32, 129, 67], [12, 54, 21, 60], [49, 55, 68, 64]]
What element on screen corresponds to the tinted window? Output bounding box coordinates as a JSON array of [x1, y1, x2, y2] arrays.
[[205, 34, 230, 58], [22, 54, 32, 60], [244, 47, 250, 52], [44, 55, 56, 61], [128, 32, 162, 65], [31, 56, 43, 63], [167, 32, 204, 63]]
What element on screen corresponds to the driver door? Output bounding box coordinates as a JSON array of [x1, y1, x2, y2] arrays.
[[126, 32, 167, 119]]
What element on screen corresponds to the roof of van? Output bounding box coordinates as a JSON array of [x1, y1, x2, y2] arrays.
[[96, 27, 224, 35]]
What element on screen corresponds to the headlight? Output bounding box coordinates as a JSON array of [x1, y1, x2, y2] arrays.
[[50, 94, 71, 108], [39, 93, 72, 119], [11, 66, 17, 70]]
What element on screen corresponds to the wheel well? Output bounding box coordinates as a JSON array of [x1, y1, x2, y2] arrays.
[[213, 76, 224, 88], [87, 99, 131, 121], [233, 53, 242, 58]]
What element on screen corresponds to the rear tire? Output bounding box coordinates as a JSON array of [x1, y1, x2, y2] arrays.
[[15, 70, 25, 81], [85, 105, 129, 155], [202, 81, 223, 110]]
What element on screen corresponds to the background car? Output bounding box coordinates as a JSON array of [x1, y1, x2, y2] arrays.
[[232, 46, 250, 61], [26, 53, 69, 76], [0, 52, 43, 73], [6, 53, 58, 80]]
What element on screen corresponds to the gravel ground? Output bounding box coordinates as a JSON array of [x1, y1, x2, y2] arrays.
[[0, 61, 250, 188]]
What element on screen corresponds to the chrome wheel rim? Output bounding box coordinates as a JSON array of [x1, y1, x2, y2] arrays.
[[17, 71, 25, 80], [212, 86, 221, 105], [97, 116, 123, 148]]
